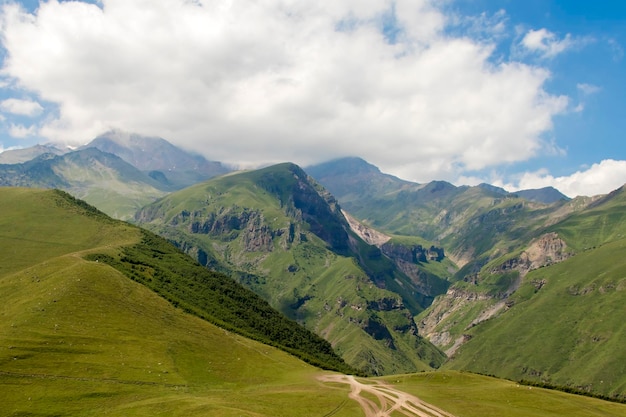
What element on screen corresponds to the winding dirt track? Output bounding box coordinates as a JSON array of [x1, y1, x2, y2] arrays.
[[319, 374, 457, 417]]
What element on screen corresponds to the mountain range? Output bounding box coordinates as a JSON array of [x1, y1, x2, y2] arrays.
[[1, 132, 625, 410], [0, 131, 230, 220]]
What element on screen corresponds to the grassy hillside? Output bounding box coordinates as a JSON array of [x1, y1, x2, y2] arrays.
[[444, 239, 626, 399], [0, 253, 359, 417], [0, 148, 168, 220], [136, 164, 446, 375], [385, 371, 626, 417], [2, 189, 625, 416], [86, 230, 354, 373], [0, 187, 139, 277], [0, 187, 367, 415], [547, 185, 626, 251], [423, 188, 626, 399]]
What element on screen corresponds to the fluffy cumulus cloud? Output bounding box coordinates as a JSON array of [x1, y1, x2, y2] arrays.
[[520, 28, 575, 59], [0, 98, 43, 116], [0, 0, 572, 182]]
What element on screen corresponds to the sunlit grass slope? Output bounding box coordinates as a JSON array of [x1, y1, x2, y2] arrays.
[[0, 187, 361, 416], [0, 187, 139, 276], [444, 239, 626, 399], [385, 371, 626, 417]]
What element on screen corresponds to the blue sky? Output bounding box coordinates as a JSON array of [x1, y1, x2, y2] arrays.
[[451, 0, 626, 177], [0, 0, 625, 197]]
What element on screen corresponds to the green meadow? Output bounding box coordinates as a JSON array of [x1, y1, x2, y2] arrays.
[[0, 188, 360, 416], [386, 371, 626, 417]]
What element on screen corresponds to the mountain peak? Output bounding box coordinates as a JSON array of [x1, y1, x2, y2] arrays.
[[515, 186, 570, 204], [0, 143, 66, 164], [307, 156, 382, 177], [306, 157, 416, 203], [83, 131, 230, 188]]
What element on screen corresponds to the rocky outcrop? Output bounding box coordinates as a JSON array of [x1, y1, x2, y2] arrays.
[[420, 232, 572, 356], [367, 297, 404, 311], [242, 213, 274, 252], [489, 232, 571, 278], [343, 210, 391, 246], [381, 242, 444, 264]]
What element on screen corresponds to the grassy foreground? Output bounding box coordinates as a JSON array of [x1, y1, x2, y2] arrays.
[[0, 188, 359, 415], [0, 255, 361, 416]]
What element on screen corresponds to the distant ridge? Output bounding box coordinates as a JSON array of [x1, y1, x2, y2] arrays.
[[0, 143, 66, 164], [84, 130, 231, 188], [305, 157, 419, 204], [515, 186, 570, 204], [0, 132, 233, 220]]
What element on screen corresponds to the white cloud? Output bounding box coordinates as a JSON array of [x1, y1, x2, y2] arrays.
[[448, 9, 509, 42], [8, 123, 37, 138], [576, 83, 601, 95], [520, 28, 575, 59], [499, 160, 626, 198], [0, 98, 43, 116], [0, 0, 569, 182]]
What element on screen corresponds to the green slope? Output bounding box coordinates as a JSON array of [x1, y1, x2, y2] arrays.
[[0, 187, 365, 415], [385, 371, 626, 417], [0, 187, 138, 277], [434, 188, 626, 399], [0, 148, 168, 220], [136, 163, 446, 375], [444, 240, 626, 399], [2, 189, 624, 416], [86, 231, 353, 373], [547, 185, 626, 251]]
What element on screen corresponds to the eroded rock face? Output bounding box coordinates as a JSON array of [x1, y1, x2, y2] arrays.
[[242, 213, 274, 252], [381, 242, 444, 263], [343, 210, 391, 246], [490, 232, 571, 277]]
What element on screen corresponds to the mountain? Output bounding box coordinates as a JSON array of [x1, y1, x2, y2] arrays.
[[135, 162, 447, 375], [430, 186, 626, 398], [0, 133, 232, 220], [474, 184, 570, 204], [0, 187, 363, 415], [83, 130, 231, 189], [306, 158, 585, 270], [0, 143, 66, 164], [307, 157, 626, 399], [305, 157, 418, 205], [0, 147, 169, 220], [515, 186, 570, 204]]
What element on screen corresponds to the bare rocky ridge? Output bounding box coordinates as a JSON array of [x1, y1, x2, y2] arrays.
[[343, 210, 391, 246]]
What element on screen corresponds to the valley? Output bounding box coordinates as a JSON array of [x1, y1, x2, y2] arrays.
[[1, 134, 625, 415]]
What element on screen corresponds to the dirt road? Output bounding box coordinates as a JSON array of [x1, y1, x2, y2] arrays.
[[319, 374, 457, 417]]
